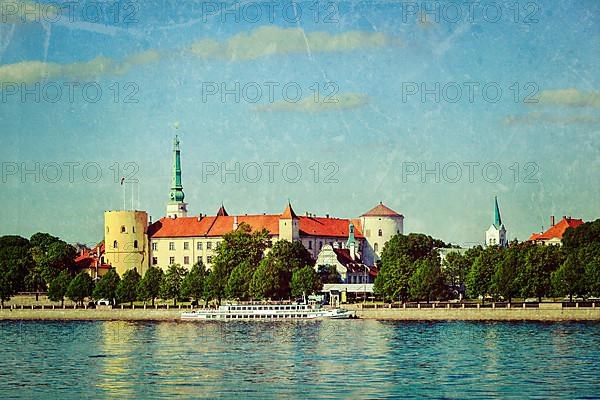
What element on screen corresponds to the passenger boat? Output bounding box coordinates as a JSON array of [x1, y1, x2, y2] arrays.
[[181, 302, 354, 320]]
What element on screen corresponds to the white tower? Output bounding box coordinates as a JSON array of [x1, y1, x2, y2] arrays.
[[360, 202, 404, 265], [485, 196, 507, 247]]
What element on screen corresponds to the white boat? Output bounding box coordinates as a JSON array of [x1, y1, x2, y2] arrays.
[[181, 302, 355, 320]]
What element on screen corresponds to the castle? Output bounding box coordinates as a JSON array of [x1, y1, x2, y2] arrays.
[[103, 136, 404, 277]]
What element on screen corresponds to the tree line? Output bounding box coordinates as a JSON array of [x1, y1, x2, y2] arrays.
[[374, 219, 600, 303], [0, 223, 327, 306]]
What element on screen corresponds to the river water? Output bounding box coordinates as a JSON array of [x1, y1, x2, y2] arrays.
[[1, 320, 598, 399]]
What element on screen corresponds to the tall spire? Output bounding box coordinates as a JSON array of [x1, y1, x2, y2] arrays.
[[346, 222, 357, 248], [166, 134, 188, 218], [169, 135, 185, 203], [494, 196, 502, 228]]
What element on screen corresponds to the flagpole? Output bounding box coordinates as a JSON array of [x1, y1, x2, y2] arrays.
[[122, 178, 126, 210]]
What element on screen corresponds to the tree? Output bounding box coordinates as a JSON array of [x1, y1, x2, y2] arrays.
[[317, 264, 341, 284], [0, 235, 34, 301], [208, 223, 270, 302], [374, 254, 415, 302], [48, 270, 72, 307], [181, 262, 207, 302], [467, 246, 504, 302], [160, 264, 187, 306], [137, 266, 164, 306], [442, 252, 470, 299], [225, 261, 254, 300], [520, 245, 564, 302], [93, 269, 121, 303], [25, 266, 46, 301], [491, 245, 523, 303], [409, 257, 446, 302], [291, 265, 322, 298], [66, 271, 94, 306], [251, 258, 285, 300], [117, 269, 141, 306], [42, 241, 76, 282]]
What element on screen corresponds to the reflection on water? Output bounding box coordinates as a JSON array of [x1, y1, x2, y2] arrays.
[[1, 320, 599, 399]]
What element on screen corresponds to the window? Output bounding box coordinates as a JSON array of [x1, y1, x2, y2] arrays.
[[197, 242, 202, 250], [121, 226, 126, 233], [378, 229, 383, 237], [206, 242, 212, 250], [169, 242, 175, 251], [106, 226, 109, 233], [308, 241, 312, 250], [184, 256, 190, 264], [152, 257, 158, 265], [184, 242, 189, 250], [319, 241, 323, 250], [169, 256, 175, 265], [197, 256, 202, 264], [152, 242, 157, 251], [132, 226, 136, 233], [133, 240, 138, 249], [113, 240, 118, 249], [207, 256, 212, 264], [374, 243, 379, 252]]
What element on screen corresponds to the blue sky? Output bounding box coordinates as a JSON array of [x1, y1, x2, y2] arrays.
[[1, 0, 599, 247]]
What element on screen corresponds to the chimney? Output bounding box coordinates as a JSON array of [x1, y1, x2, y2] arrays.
[[233, 215, 238, 230], [550, 215, 555, 226], [326, 214, 329, 218]]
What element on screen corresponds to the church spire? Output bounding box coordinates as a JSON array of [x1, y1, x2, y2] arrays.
[[494, 196, 502, 228], [166, 134, 188, 218]]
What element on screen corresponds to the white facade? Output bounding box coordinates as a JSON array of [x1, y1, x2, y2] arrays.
[[361, 214, 404, 265]]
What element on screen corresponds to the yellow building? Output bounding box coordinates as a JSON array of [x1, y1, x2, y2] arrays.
[[104, 210, 149, 276]]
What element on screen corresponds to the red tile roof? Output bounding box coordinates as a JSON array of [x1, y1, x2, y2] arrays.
[[332, 248, 378, 276], [361, 202, 402, 217], [528, 217, 584, 241], [281, 203, 298, 219], [148, 214, 364, 239], [299, 217, 364, 238]]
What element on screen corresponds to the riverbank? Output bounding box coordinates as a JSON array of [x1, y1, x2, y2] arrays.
[[1, 303, 599, 321]]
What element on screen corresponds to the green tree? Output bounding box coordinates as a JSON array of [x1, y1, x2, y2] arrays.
[[520, 245, 564, 302], [0, 235, 34, 301], [160, 264, 187, 306], [584, 251, 600, 297], [93, 268, 121, 303], [208, 223, 270, 302], [137, 266, 164, 306], [409, 257, 446, 302], [181, 262, 207, 302], [443, 252, 470, 299], [48, 270, 72, 307], [117, 269, 141, 305], [66, 271, 94, 306], [491, 245, 523, 303], [25, 266, 46, 301], [225, 261, 254, 300], [251, 257, 286, 300], [467, 246, 504, 302], [374, 254, 415, 302], [291, 265, 322, 298]]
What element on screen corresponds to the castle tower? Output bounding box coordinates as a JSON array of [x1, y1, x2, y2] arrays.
[[279, 202, 299, 242], [104, 210, 149, 276], [485, 196, 507, 247], [166, 135, 188, 218], [360, 202, 404, 265]]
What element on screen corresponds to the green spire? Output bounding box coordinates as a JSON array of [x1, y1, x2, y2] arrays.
[[169, 135, 185, 203], [494, 196, 502, 228], [346, 222, 357, 248]]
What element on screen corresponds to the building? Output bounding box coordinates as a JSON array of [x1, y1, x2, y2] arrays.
[[485, 196, 507, 247], [101, 135, 405, 274], [73, 242, 112, 280], [528, 216, 584, 246], [103, 210, 149, 276]]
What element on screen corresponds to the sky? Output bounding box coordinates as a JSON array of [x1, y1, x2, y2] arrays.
[[0, 0, 599, 247]]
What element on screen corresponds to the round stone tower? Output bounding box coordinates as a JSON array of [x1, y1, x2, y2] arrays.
[[104, 210, 149, 277], [360, 202, 404, 265]]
